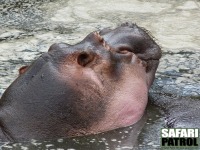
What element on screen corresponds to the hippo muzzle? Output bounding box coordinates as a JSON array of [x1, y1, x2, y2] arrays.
[[0, 23, 161, 141]]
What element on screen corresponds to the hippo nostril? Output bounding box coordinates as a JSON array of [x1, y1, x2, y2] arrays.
[[77, 52, 95, 67]]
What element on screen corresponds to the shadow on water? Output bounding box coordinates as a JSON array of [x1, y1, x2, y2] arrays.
[[0, 0, 200, 149]]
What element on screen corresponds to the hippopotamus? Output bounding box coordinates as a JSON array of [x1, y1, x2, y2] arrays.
[[0, 23, 161, 141]]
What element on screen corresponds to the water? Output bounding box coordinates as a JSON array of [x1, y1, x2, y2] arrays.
[[0, 0, 200, 149]]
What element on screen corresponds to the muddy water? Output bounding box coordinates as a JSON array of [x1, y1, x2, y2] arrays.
[[0, 0, 200, 149]]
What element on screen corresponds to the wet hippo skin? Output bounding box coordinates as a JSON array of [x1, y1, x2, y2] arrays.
[[0, 23, 161, 141]]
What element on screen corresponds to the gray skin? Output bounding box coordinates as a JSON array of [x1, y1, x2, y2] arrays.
[[0, 23, 161, 142]]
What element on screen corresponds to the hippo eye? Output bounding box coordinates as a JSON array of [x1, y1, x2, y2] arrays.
[[117, 50, 130, 54], [117, 46, 133, 54]]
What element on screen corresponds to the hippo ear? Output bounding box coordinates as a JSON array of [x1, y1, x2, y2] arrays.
[[19, 66, 29, 75]]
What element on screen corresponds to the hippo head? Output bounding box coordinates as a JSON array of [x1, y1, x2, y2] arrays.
[[0, 23, 161, 141]]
